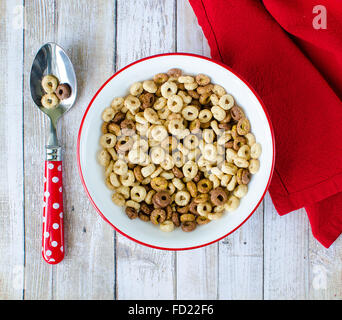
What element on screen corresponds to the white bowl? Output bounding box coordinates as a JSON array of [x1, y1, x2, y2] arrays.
[[77, 53, 275, 250]]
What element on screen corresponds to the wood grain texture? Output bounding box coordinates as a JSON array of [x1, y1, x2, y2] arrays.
[[0, 0, 341, 300], [0, 0, 25, 300], [115, 0, 176, 300], [263, 194, 309, 300]]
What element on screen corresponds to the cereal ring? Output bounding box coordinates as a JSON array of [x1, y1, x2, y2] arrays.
[[221, 162, 238, 175], [41, 93, 59, 109], [140, 92, 155, 109], [111, 97, 124, 111], [143, 80, 157, 93], [109, 172, 121, 188], [230, 106, 245, 121], [152, 191, 171, 208], [172, 178, 185, 190], [237, 144, 251, 159], [151, 177, 168, 191], [172, 166, 184, 179], [150, 125, 168, 142], [195, 73, 211, 86], [160, 220, 174, 232], [207, 211, 223, 220], [55, 83, 71, 100], [188, 90, 200, 99], [172, 151, 185, 168], [245, 133, 256, 147], [112, 111, 126, 124], [139, 212, 150, 221], [100, 133, 117, 149], [130, 186, 147, 202], [183, 134, 199, 150], [129, 82, 143, 96], [153, 97, 167, 110], [116, 136, 134, 153], [199, 93, 211, 105], [210, 94, 219, 105], [233, 184, 248, 198], [178, 90, 192, 104], [120, 170, 135, 186], [107, 123, 121, 136], [198, 109, 213, 123], [237, 118, 251, 135], [140, 202, 152, 215], [182, 105, 199, 121], [160, 81, 178, 98], [172, 212, 181, 227], [145, 190, 156, 205], [197, 202, 212, 217], [212, 84, 226, 97], [233, 157, 249, 168], [184, 82, 198, 91], [178, 75, 194, 84], [196, 216, 210, 225], [124, 95, 141, 114], [160, 154, 174, 171], [225, 195, 240, 211], [125, 207, 138, 219], [197, 179, 213, 193], [112, 192, 125, 206], [233, 136, 246, 151], [168, 119, 184, 135], [41, 74, 58, 93], [175, 191, 191, 206], [236, 168, 251, 185], [141, 163, 156, 177], [180, 213, 195, 222], [251, 143, 262, 159], [150, 147, 166, 165], [210, 187, 228, 206], [194, 193, 209, 204], [153, 73, 169, 84], [249, 159, 260, 174], [182, 161, 198, 179], [189, 119, 201, 133], [144, 108, 159, 124], [203, 144, 218, 162], [150, 209, 166, 225], [167, 94, 183, 113], [186, 181, 197, 198], [197, 84, 214, 95], [218, 94, 234, 110], [120, 119, 136, 136], [161, 136, 177, 153], [98, 149, 110, 167], [181, 221, 196, 232], [211, 105, 226, 121], [167, 68, 182, 78]]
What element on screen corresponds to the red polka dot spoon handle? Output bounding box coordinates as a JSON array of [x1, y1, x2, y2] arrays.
[[42, 158, 64, 264]]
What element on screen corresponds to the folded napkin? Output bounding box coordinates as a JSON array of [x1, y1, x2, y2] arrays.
[[189, 0, 342, 247]]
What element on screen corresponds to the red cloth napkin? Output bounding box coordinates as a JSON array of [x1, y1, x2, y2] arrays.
[[189, 0, 342, 247]]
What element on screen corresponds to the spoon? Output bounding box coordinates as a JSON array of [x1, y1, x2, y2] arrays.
[[30, 42, 77, 264]]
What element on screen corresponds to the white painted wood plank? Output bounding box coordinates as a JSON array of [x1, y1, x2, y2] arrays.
[[218, 204, 264, 300], [53, 0, 116, 300], [176, 0, 218, 300], [263, 193, 309, 299], [0, 0, 25, 300], [115, 0, 176, 300], [308, 232, 342, 299], [23, 0, 56, 299]]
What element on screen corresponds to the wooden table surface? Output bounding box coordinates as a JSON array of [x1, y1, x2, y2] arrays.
[[1, 0, 341, 300]]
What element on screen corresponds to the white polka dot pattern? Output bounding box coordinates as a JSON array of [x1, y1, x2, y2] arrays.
[[42, 161, 64, 264]]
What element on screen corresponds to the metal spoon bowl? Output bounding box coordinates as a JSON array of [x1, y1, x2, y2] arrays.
[[30, 42, 77, 146], [30, 42, 77, 264]]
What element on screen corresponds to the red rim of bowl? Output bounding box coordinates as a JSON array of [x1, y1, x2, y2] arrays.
[[77, 52, 276, 251]]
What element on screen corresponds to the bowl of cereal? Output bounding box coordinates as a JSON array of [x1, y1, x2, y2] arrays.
[[77, 53, 275, 250]]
